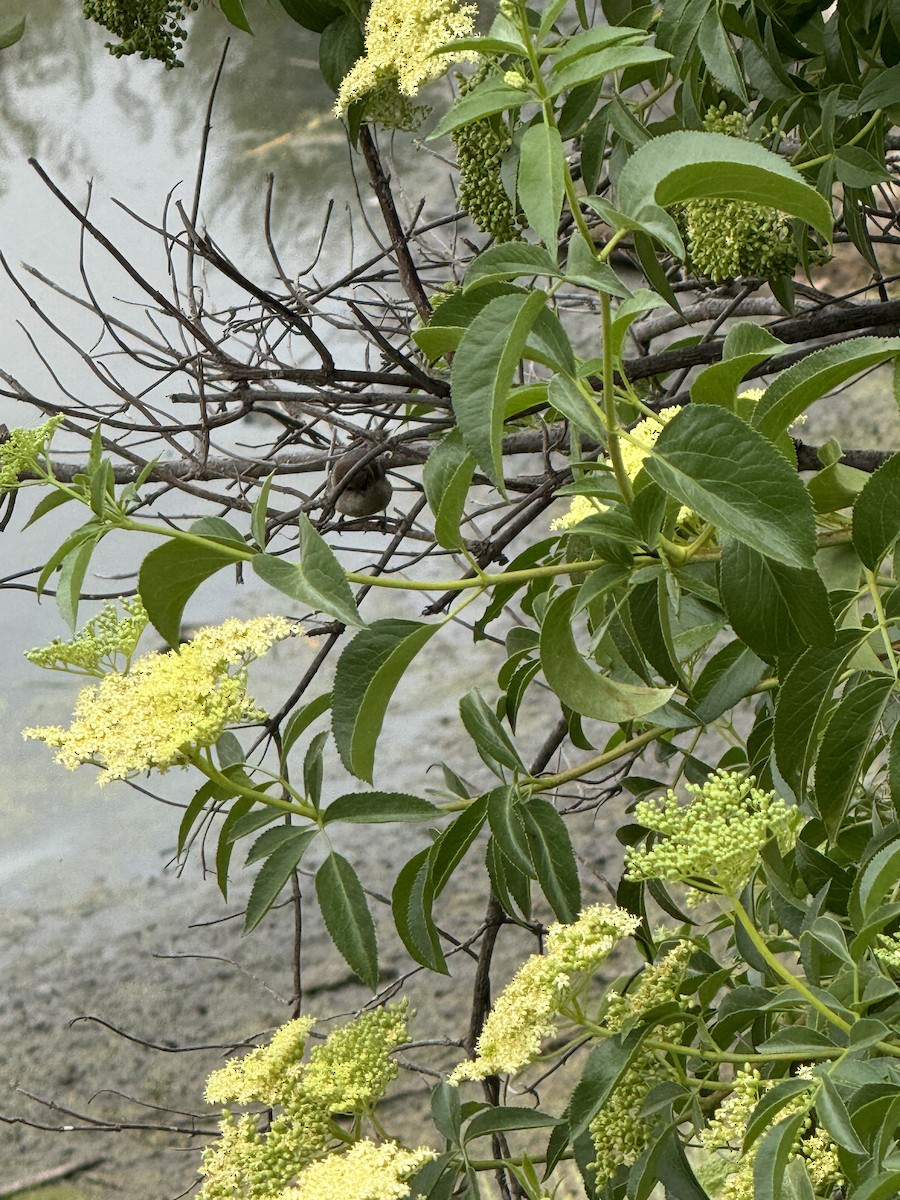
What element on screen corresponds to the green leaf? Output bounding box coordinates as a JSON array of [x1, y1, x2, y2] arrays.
[[547, 374, 608, 444], [552, 1028, 648, 1160], [815, 676, 894, 838], [178, 779, 230, 855], [719, 542, 835, 660], [459, 688, 524, 774], [429, 795, 490, 900], [392, 847, 446, 973], [315, 850, 378, 989], [518, 122, 565, 249], [487, 786, 536, 878], [331, 620, 439, 782], [753, 339, 900, 441], [318, 13, 364, 92], [428, 82, 529, 140], [464, 1107, 560, 1142], [253, 516, 362, 627], [816, 1073, 866, 1155], [540, 588, 674, 721], [322, 792, 441, 824], [219, 0, 252, 32], [834, 146, 891, 187], [451, 290, 548, 493], [697, 5, 747, 100], [139, 536, 236, 646], [303, 728, 327, 809], [851, 835, 900, 926], [632, 1124, 711, 1200], [850, 1175, 900, 1200], [276, 0, 339, 31], [858, 64, 900, 111], [643, 406, 818, 569], [852, 452, 900, 569], [616, 131, 833, 241], [465, 243, 561, 289], [422, 429, 475, 551], [564, 230, 632, 297], [753, 1112, 809, 1200], [693, 641, 767, 725], [891, 721, 900, 818], [0, 12, 25, 48], [774, 631, 867, 795], [56, 537, 98, 630], [250, 471, 275, 549], [280, 693, 331, 765], [23, 488, 74, 529], [691, 325, 784, 408], [521, 797, 581, 921], [548, 44, 671, 97], [216, 796, 254, 899], [743, 1079, 811, 1153], [609, 289, 666, 361], [244, 828, 317, 933]]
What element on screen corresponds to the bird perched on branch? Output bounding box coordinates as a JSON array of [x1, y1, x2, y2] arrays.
[[328, 446, 393, 518]]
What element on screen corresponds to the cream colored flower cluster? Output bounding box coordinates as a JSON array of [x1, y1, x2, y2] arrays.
[[551, 407, 682, 531], [876, 932, 900, 971], [279, 1140, 434, 1200], [200, 1005, 422, 1199], [335, 0, 476, 114], [588, 943, 692, 1185], [624, 769, 800, 900], [23, 615, 298, 786], [0, 415, 63, 492], [25, 595, 149, 676], [450, 904, 639, 1082], [699, 1064, 841, 1200]]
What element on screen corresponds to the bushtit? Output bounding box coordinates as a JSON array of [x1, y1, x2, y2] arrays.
[[329, 446, 393, 518]]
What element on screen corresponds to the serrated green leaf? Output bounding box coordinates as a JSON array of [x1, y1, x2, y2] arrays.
[[753, 339, 900, 441], [392, 847, 447, 973], [644, 406, 818, 569], [243, 828, 317, 933], [315, 850, 378, 988], [465, 243, 561, 289], [422, 428, 475, 551], [815, 675, 893, 838], [280, 692, 331, 765], [853, 452, 900, 569], [451, 290, 548, 493], [617, 131, 832, 242], [521, 797, 581, 921], [540, 587, 674, 722], [547, 373, 609, 444], [331, 620, 439, 782], [464, 1107, 560, 1142], [428, 82, 528, 140], [518, 122, 565, 249], [753, 1112, 809, 1200], [774, 631, 867, 796], [56, 537, 98, 630], [250, 471, 275, 549], [487, 786, 536, 877], [719, 541, 835, 660], [548, 44, 671, 96], [253, 515, 362, 627], [322, 792, 441, 824]]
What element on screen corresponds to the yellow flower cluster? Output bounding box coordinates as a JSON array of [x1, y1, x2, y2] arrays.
[[335, 0, 476, 114], [278, 1140, 434, 1200], [450, 904, 639, 1082], [699, 1064, 841, 1200], [23, 615, 298, 786], [551, 407, 682, 531], [206, 1017, 315, 1106], [588, 943, 692, 1185], [25, 595, 149, 676], [200, 1006, 413, 1198], [876, 932, 900, 971], [624, 769, 800, 900], [0, 415, 63, 492]]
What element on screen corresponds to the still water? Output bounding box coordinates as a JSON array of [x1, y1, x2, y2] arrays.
[[0, 1, 449, 904]]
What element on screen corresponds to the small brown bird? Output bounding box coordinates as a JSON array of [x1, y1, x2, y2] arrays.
[[329, 446, 393, 518]]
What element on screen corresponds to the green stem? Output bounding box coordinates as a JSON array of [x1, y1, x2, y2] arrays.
[[600, 292, 632, 503], [529, 724, 666, 791], [794, 109, 884, 170], [864, 566, 899, 678], [728, 894, 854, 1035], [190, 749, 315, 820]]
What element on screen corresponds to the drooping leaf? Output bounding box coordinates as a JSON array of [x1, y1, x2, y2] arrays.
[[392, 847, 447, 973], [252, 515, 362, 627], [451, 290, 548, 492], [616, 131, 833, 241], [814, 675, 894, 838], [244, 827, 318, 934], [540, 588, 672, 720], [428, 82, 529, 140], [521, 797, 581, 921], [423, 428, 475, 550], [139, 536, 236, 646], [315, 850, 379, 989], [753, 338, 900, 441], [852, 451, 900, 569], [219, 0, 252, 32], [322, 792, 441, 824], [331, 620, 439, 782], [540, 588, 674, 722]]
